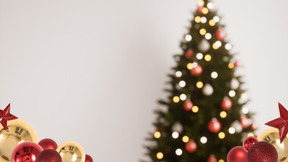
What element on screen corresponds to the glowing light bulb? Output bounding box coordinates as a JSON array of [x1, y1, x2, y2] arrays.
[[220, 111, 227, 118], [192, 106, 199, 113], [202, 8, 209, 14], [156, 152, 164, 159], [209, 19, 216, 26], [211, 71, 218, 79], [225, 43, 232, 50], [229, 127, 236, 134], [248, 132, 255, 137], [154, 131, 161, 138], [175, 148, 183, 156], [175, 71, 182, 77], [198, 0, 204, 6], [182, 136, 189, 143], [218, 132, 225, 139], [196, 81, 203, 88], [212, 41, 222, 49], [196, 53, 203, 60], [187, 63, 193, 70], [205, 33, 212, 40], [228, 63, 234, 69], [242, 107, 249, 114], [173, 96, 180, 103], [195, 16, 201, 23], [200, 136, 207, 144], [192, 62, 198, 68], [204, 54, 212, 61], [199, 28, 207, 35], [207, 2, 214, 9], [229, 90, 236, 97], [180, 94, 187, 101], [219, 159, 225, 162], [179, 80, 186, 87], [185, 34, 192, 41], [201, 17, 207, 23], [172, 132, 179, 139], [213, 16, 220, 22]]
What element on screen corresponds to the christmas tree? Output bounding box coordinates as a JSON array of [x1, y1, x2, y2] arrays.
[[145, 0, 256, 161]]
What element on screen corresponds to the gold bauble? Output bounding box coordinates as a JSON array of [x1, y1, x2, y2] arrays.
[[57, 141, 85, 162], [0, 119, 38, 161], [258, 127, 288, 162]]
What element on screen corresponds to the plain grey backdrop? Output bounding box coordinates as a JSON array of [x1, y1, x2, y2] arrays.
[[1, 0, 288, 161]]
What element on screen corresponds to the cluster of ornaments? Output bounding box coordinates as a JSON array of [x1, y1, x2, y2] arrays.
[[0, 104, 93, 162], [228, 102, 288, 162]]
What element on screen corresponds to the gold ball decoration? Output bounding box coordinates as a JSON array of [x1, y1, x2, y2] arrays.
[[258, 127, 288, 162], [57, 141, 85, 162], [0, 119, 39, 162]]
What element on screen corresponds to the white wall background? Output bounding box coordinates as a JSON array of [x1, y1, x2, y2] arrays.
[[0, 0, 288, 161]]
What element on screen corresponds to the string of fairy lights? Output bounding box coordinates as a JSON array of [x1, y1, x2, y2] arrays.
[[153, 0, 257, 161]]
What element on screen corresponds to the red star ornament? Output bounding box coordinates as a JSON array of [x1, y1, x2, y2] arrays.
[[0, 104, 18, 130], [265, 102, 288, 143]]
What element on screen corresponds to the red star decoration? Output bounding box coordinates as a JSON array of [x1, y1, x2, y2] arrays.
[[266, 102, 288, 143], [0, 104, 18, 130]]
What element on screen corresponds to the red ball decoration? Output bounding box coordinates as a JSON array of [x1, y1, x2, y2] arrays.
[[38, 138, 58, 150], [243, 136, 258, 152], [185, 140, 197, 153], [85, 154, 94, 162], [37, 149, 62, 162], [221, 97, 232, 110], [227, 146, 248, 162], [183, 100, 193, 111], [207, 154, 217, 162], [234, 60, 241, 67], [208, 118, 221, 133], [247, 142, 278, 162], [241, 115, 250, 128], [215, 28, 226, 40], [190, 64, 203, 76], [11, 142, 43, 162], [251, 122, 258, 130], [185, 49, 194, 59], [197, 6, 204, 14]]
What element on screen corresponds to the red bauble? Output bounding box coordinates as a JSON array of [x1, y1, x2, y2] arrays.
[[221, 97, 232, 110], [247, 142, 278, 162], [11, 142, 43, 162], [207, 154, 217, 162], [37, 149, 62, 162], [185, 49, 194, 59], [251, 122, 258, 130], [227, 146, 248, 162], [234, 60, 241, 67], [183, 100, 193, 111], [85, 154, 94, 162], [215, 28, 226, 40], [185, 140, 197, 153], [241, 115, 250, 128], [197, 6, 204, 14], [38, 138, 58, 150], [190, 64, 203, 76], [243, 136, 258, 152], [208, 118, 221, 133]]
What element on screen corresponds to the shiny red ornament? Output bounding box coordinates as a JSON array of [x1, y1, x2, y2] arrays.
[[208, 118, 221, 133], [0, 103, 18, 130], [36, 149, 62, 162], [197, 6, 204, 14], [234, 60, 241, 67], [38, 138, 58, 150], [190, 64, 203, 76], [11, 142, 43, 162], [247, 142, 278, 162], [227, 146, 248, 162], [85, 154, 94, 162], [185, 49, 194, 59], [221, 97, 232, 110], [183, 100, 193, 111], [241, 115, 250, 128], [185, 140, 197, 153], [207, 154, 217, 162], [251, 122, 258, 130], [243, 136, 258, 152], [266, 102, 288, 143], [215, 28, 226, 40]]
